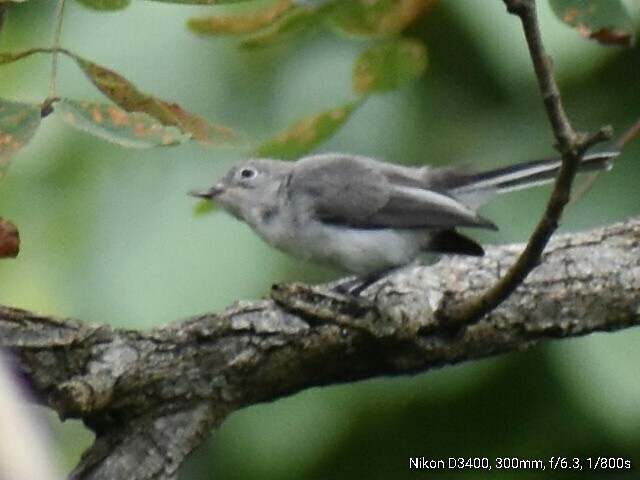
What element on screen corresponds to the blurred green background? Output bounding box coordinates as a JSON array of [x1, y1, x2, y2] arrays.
[[1, 0, 639, 478]]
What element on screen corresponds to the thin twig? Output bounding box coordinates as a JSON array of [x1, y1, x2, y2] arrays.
[[568, 117, 638, 208], [48, 0, 67, 101], [441, 0, 611, 324], [566, 118, 640, 209], [615, 117, 640, 150], [566, 173, 599, 208]]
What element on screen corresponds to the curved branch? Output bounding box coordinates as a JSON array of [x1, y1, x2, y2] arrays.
[[444, 0, 613, 324], [1, 217, 638, 480]]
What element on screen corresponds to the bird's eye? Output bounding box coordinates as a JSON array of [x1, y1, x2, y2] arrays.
[[239, 168, 257, 179]]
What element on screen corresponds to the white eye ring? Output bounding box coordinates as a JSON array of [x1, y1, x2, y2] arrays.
[[239, 168, 257, 179]]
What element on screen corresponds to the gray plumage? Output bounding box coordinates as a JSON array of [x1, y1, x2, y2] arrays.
[[190, 152, 615, 276]]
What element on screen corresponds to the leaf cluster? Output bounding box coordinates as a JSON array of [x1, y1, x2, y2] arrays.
[[0, 0, 634, 173]]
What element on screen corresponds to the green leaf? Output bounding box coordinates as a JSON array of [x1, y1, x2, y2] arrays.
[[193, 199, 218, 216], [74, 0, 132, 10], [0, 99, 41, 178], [256, 101, 361, 159], [72, 55, 238, 146], [326, 0, 433, 38], [55, 99, 191, 148], [240, 6, 317, 48], [188, 0, 293, 35], [353, 38, 427, 95], [549, 0, 634, 46]]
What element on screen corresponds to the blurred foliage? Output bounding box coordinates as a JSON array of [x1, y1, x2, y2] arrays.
[[0, 47, 239, 149], [352, 38, 428, 94], [0, 216, 19, 257], [187, 0, 302, 35], [55, 98, 192, 147], [0, 0, 639, 479], [75, 0, 131, 10], [0, 99, 40, 176], [0, 0, 633, 162], [549, 0, 634, 46], [256, 100, 362, 158]]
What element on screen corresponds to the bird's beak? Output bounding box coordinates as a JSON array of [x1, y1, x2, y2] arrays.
[[188, 185, 224, 200]]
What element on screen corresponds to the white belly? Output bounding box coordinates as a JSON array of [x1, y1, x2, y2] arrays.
[[255, 215, 426, 274]]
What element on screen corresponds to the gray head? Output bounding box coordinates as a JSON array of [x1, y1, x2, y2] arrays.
[[189, 158, 293, 222]]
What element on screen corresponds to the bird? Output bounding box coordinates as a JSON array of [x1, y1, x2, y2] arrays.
[[190, 151, 615, 290]]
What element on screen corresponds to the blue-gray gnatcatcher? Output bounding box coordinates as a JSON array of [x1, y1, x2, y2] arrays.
[[190, 152, 615, 283]]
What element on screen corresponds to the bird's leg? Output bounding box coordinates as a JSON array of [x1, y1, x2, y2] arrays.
[[333, 269, 394, 296]]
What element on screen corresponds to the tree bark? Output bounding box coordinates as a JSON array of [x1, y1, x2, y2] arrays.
[[1, 217, 638, 480]]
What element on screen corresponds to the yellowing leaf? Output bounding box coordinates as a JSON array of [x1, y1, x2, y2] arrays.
[[353, 38, 427, 94], [188, 0, 293, 35], [256, 101, 361, 159], [56, 99, 190, 148], [0, 99, 41, 178], [326, 0, 433, 38]]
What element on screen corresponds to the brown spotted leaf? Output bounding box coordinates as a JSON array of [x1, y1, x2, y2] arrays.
[[549, 0, 634, 46], [161, 102, 237, 146], [0, 99, 41, 178], [55, 99, 190, 148], [0, 218, 19, 259], [72, 56, 237, 146], [256, 101, 361, 159], [576, 25, 634, 47]]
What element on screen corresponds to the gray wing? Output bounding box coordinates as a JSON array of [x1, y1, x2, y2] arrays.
[[289, 154, 496, 230]]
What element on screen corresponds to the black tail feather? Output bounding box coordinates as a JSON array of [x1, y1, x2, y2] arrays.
[[457, 151, 617, 195], [429, 229, 484, 256]]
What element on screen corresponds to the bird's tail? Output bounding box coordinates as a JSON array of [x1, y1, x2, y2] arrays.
[[450, 151, 617, 206]]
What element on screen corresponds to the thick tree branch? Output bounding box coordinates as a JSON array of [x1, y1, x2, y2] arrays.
[[1, 217, 638, 480]]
